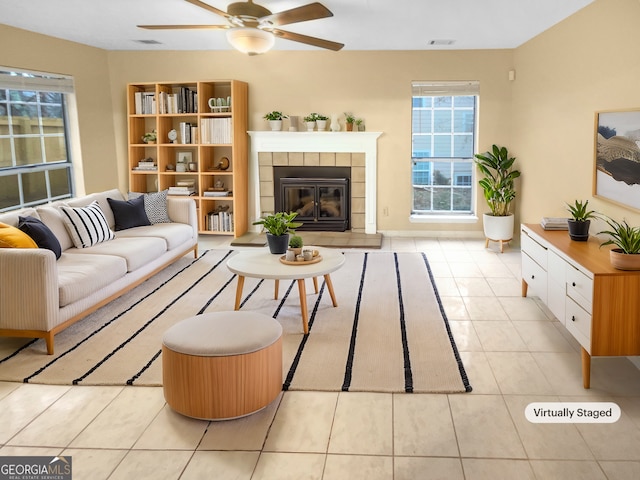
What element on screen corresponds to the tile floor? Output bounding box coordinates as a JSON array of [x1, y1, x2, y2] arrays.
[[1, 236, 640, 479]]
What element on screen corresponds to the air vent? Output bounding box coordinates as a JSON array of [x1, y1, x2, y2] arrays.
[[134, 39, 163, 45], [429, 39, 455, 46]]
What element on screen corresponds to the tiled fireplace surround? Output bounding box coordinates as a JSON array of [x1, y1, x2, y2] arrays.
[[249, 132, 381, 234]]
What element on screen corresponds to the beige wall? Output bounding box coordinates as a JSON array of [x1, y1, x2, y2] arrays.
[[513, 0, 640, 234], [106, 49, 514, 234], [0, 24, 119, 194]]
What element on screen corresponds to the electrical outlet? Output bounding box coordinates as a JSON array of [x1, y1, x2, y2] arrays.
[[383, 206, 389, 216]]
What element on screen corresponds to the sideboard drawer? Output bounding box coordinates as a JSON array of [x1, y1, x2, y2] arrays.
[[521, 229, 548, 270], [522, 252, 548, 303], [566, 297, 592, 351], [566, 266, 593, 312]]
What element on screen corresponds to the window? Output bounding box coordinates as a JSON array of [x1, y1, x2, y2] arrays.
[[0, 68, 75, 212], [411, 81, 478, 215]]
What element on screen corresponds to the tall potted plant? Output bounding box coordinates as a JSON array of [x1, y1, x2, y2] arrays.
[[474, 145, 521, 251], [253, 212, 303, 254]]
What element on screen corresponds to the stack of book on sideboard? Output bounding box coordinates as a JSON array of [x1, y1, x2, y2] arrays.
[[540, 217, 569, 230]]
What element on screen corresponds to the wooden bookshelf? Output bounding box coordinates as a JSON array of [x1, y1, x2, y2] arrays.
[[127, 80, 249, 237]]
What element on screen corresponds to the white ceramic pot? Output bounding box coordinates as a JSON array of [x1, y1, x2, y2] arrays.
[[482, 213, 514, 241], [268, 120, 283, 131], [305, 121, 316, 131], [316, 119, 327, 131]]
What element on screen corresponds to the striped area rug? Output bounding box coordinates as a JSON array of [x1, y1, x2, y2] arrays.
[[0, 250, 471, 393]]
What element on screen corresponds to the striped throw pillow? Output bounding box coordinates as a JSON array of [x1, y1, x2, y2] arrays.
[[60, 200, 115, 248]]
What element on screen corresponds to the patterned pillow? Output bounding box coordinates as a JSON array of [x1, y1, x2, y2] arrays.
[[129, 190, 171, 224], [60, 201, 115, 248]]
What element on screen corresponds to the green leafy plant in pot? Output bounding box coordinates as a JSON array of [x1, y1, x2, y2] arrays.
[[474, 145, 521, 251], [598, 215, 640, 270], [288, 234, 304, 255], [566, 199, 597, 241], [253, 212, 303, 254]]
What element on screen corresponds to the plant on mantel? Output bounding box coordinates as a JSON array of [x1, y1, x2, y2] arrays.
[[263, 111, 288, 121]]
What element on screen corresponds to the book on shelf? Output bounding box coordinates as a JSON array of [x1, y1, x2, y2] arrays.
[[133, 166, 157, 171], [134, 91, 156, 114], [200, 117, 232, 144], [540, 217, 569, 230], [203, 190, 231, 197], [206, 210, 234, 232]]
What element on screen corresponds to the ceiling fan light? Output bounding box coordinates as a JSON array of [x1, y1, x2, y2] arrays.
[[226, 28, 275, 55]]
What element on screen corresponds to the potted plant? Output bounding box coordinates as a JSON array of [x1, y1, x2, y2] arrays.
[[355, 118, 364, 131], [303, 113, 318, 131], [344, 113, 355, 131], [253, 212, 303, 254], [263, 111, 288, 131], [288, 234, 304, 255], [142, 129, 157, 144], [316, 114, 328, 131], [474, 144, 521, 251], [598, 216, 640, 270], [566, 199, 597, 241]]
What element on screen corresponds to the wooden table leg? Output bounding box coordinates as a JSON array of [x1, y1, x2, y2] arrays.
[[297, 279, 309, 334], [324, 274, 338, 307], [581, 347, 591, 389], [274, 279, 279, 300], [313, 277, 318, 294], [234, 275, 245, 310]]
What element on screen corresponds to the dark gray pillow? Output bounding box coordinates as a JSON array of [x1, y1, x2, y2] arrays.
[[18, 215, 62, 259], [107, 196, 151, 231]]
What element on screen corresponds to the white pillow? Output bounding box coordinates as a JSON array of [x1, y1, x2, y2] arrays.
[[60, 200, 115, 248]]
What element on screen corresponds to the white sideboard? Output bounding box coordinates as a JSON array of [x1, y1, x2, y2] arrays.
[[521, 223, 640, 388]]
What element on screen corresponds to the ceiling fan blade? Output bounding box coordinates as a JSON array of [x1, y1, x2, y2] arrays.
[[184, 0, 230, 19], [271, 28, 343, 51], [260, 2, 333, 27], [138, 24, 230, 30]]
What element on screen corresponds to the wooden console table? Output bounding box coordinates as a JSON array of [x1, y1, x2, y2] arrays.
[[521, 224, 640, 388]]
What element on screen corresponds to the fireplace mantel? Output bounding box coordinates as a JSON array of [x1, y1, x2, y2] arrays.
[[248, 131, 382, 234]]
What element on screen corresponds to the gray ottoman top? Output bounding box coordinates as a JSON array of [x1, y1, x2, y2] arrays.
[[163, 311, 283, 356]]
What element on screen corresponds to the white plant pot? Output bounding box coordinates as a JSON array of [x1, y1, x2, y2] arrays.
[[305, 121, 316, 131], [316, 119, 327, 131], [483, 213, 514, 240], [268, 120, 283, 131]]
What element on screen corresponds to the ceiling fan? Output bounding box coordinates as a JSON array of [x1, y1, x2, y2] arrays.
[[138, 0, 344, 55]]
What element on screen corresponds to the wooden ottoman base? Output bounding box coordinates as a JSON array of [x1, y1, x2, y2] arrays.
[[162, 312, 283, 420]]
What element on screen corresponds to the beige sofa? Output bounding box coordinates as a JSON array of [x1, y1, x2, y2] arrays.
[[0, 189, 198, 354]]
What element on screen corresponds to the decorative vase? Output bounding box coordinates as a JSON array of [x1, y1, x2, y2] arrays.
[[305, 121, 316, 132], [609, 248, 640, 270], [316, 119, 327, 131], [330, 114, 340, 132], [266, 233, 289, 254], [268, 120, 283, 131], [567, 219, 590, 241]]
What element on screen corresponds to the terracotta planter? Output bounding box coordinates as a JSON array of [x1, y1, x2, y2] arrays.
[[346, 122, 353, 131], [609, 248, 640, 270]]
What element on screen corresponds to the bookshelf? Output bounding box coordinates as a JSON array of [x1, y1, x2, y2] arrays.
[[127, 80, 249, 237]]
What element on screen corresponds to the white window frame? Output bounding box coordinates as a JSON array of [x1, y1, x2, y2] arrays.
[[0, 67, 76, 212], [410, 81, 479, 220]]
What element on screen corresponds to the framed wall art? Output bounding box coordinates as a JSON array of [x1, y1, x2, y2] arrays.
[[594, 109, 640, 210]]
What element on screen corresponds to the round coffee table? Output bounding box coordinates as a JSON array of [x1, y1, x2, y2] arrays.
[[226, 247, 345, 334]]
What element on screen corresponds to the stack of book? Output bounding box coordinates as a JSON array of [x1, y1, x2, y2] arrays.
[[178, 122, 198, 144], [168, 179, 196, 196], [540, 217, 569, 230], [133, 159, 157, 171], [134, 92, 156, 114], [206, 210, 234, 232], [200, 118, 232, 144]]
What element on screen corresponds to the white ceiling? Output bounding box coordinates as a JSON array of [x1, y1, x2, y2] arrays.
[[0, 0, 594, 52]]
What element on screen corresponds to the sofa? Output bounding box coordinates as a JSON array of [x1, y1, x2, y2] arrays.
[[0, 189, 198, 354]]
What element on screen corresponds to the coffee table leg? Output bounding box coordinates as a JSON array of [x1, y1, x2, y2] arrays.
[[297, 279, 309, 334], [324, 274, 338, 307], [234, 275, 245, 310], [313, 277, 319, 293], [274, 279, 279, 299]]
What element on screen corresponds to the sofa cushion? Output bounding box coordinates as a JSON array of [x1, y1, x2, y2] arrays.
[[60, 201, 115, 249], [129, 190, 172, 224], [18, 216, 62, 259], [0, 208, 39, 228], [115, 223, 194, 250], [64, 236, 167, 272], [35, 206, 74, 251], [107, 196, 150, 231], [66, 189, 123, 229], [58, 253, 128, 307], [0, 221, 38, 249]]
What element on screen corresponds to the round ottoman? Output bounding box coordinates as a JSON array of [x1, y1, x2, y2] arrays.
[[162, 311, 283, 420]]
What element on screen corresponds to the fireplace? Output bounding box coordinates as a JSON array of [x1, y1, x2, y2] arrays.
[[274, 166, 350, 231]]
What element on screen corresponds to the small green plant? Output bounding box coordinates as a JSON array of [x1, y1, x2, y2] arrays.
[[288, 235, 303, 248], [142, 129, 157, 143], [344, 112, 355, 124], [253, 212, 302, 236], [263, 111, 288, 121], [566, 200, 597, 222], [355, 118, 363, 126], [598, 216, 640, 254], [473, 145, 521, 217], [303, 113, 319, 122], [316, 114, 328, 121]]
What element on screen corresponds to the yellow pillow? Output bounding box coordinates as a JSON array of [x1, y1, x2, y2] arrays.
[[0, 221, 38, 248]]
